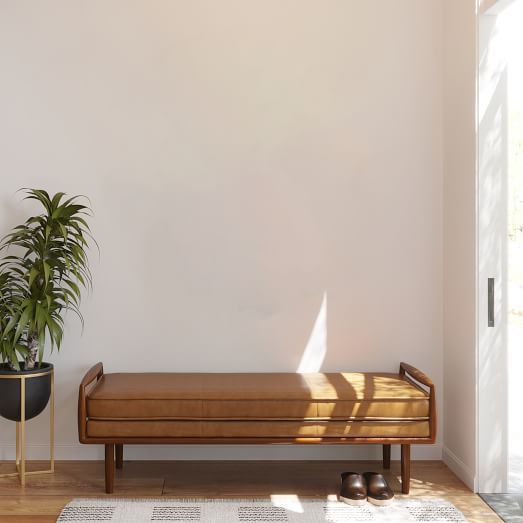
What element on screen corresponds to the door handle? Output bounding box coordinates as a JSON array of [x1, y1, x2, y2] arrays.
[[488, 277, 495, 327]]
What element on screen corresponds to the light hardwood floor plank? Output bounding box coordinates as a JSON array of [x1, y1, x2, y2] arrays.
[[0, 460, 501, 521]]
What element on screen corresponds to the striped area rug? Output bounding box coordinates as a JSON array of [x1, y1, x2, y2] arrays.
[[57, 497, 466, 522]]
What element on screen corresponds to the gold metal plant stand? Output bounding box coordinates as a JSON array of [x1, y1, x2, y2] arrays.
[[0, 368, 54, 486]]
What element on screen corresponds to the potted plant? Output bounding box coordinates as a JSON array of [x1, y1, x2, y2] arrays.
[[0, 189, 95, 422]]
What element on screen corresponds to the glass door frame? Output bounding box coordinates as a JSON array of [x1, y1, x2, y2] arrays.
[[476, 0, 520, 493]]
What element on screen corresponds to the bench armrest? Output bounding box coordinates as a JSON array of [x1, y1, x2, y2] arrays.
[[399, 362, 436, 442], [400, 362, 434, 388], [78, 362, 104, 443]]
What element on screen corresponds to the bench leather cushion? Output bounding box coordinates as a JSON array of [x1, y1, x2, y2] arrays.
[[87, 372, 429, 422], [86, 420, 430, 439]]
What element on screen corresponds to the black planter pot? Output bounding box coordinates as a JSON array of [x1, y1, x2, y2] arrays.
[[0, 362, 53, 422]]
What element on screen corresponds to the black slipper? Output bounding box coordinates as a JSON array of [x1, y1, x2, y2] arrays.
[[339, 472, 367, 506], [362, 472, 394, 506]]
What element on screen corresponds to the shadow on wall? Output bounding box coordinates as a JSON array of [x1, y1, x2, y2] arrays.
[[297, 292, 327, 373]]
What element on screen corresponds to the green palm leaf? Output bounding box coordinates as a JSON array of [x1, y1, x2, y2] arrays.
[[0, 189, 96, 369]]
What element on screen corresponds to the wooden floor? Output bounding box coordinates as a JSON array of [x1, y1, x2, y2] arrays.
[[0, 460, 499, 522]]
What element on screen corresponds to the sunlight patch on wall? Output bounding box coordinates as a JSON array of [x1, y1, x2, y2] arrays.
[[297, 292, 327, 373]]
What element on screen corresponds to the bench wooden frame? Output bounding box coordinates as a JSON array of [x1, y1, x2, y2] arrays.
[[78, 362, 436, 494]]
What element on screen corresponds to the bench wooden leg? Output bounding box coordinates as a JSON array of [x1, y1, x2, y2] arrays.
[[105, 444, 115, 494], [401, 444, 410, 494], [115, 444, 123, 470], [382, 444, 391, 469]]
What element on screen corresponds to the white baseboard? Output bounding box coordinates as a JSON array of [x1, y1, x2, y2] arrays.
[[0, 443, 442, 461], [442, 446, 476, 491]]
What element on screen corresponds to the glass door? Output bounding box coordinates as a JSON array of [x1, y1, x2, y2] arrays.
[[478, 0, 523, 493], [506, 0, 523, 492]]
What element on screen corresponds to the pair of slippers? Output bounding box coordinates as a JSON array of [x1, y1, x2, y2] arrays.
[[339, 472, 394, 506]]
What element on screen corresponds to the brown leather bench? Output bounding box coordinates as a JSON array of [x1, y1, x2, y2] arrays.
[[78, 362, 436, 493]]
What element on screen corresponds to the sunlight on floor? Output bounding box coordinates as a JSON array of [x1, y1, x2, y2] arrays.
[[270, 494, 304, 513]]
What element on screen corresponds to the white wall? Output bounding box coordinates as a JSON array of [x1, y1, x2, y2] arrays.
[[0, 1, 443, 461], [442, 0, 478, 490]]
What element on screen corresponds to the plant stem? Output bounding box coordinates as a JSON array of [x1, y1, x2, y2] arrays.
[[25, 335, 38, 369]]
